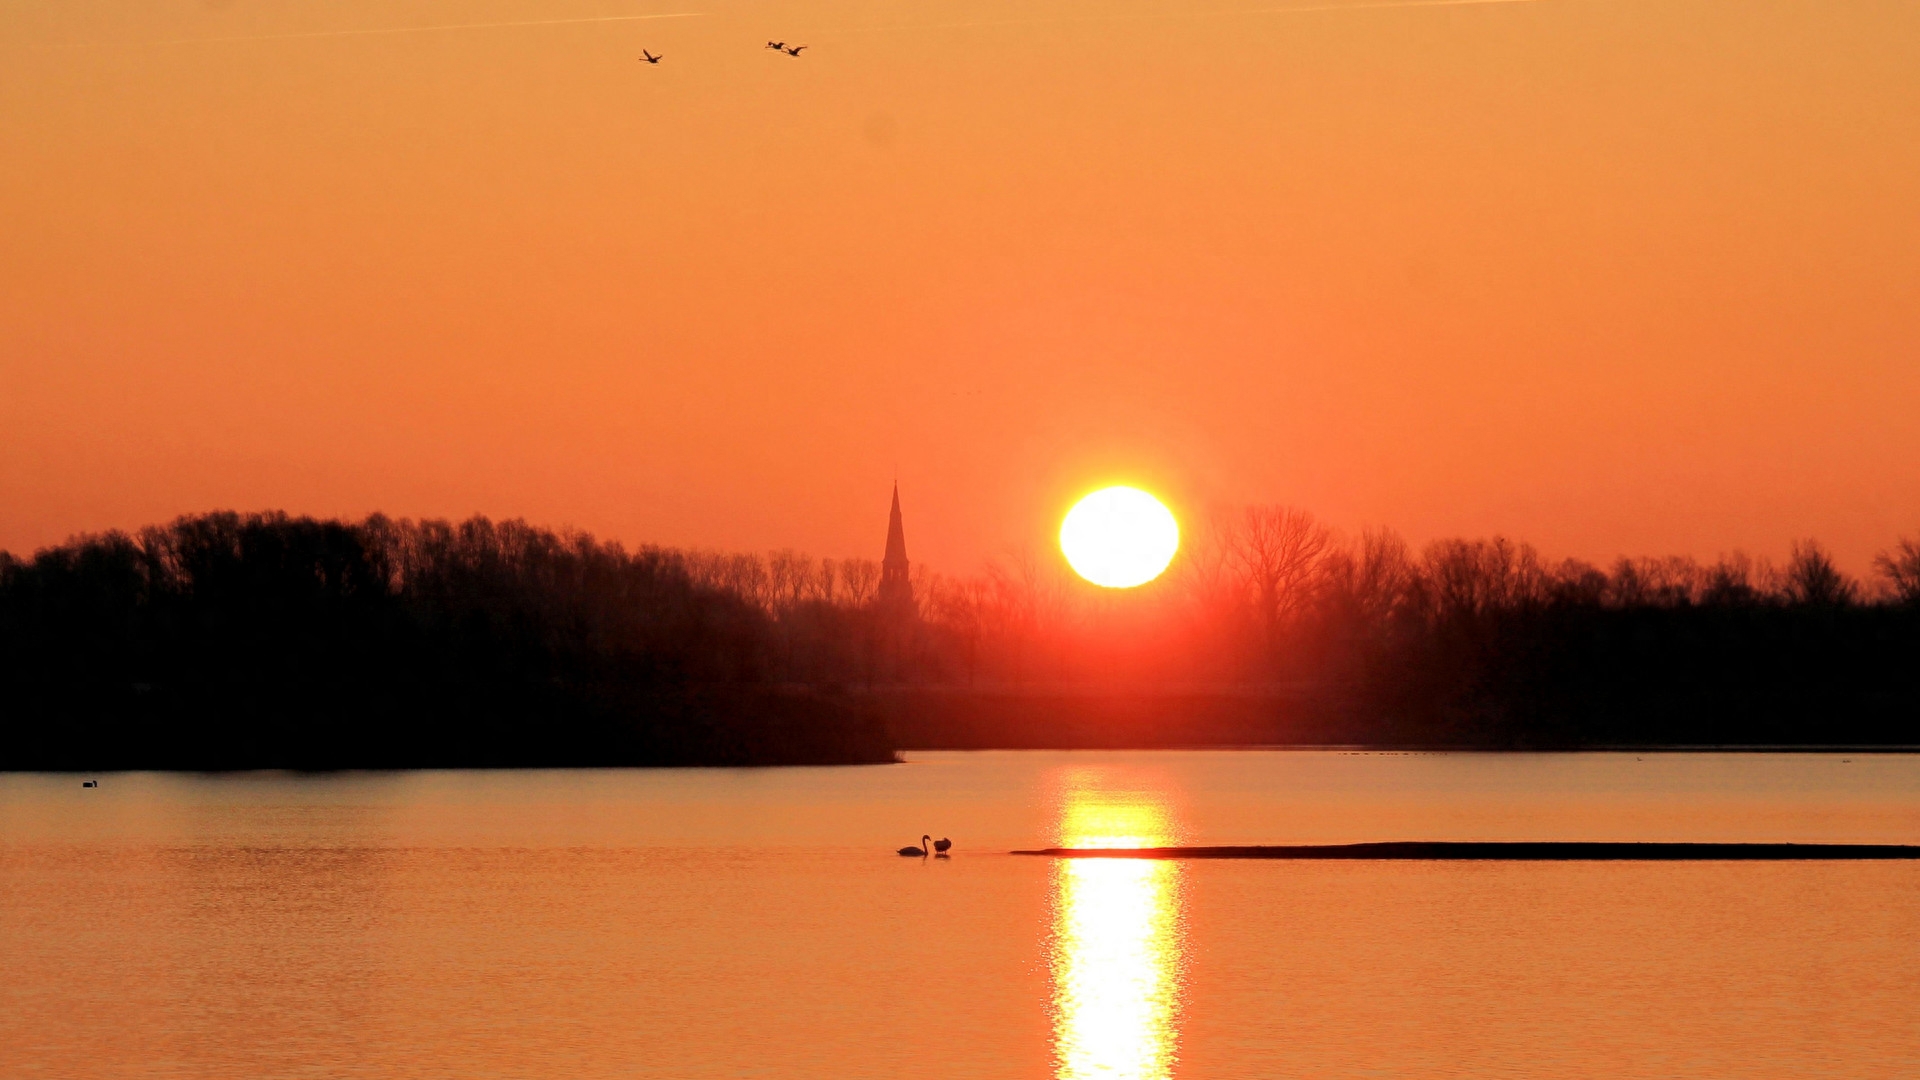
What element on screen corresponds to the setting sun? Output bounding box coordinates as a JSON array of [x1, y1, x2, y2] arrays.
[[1060, 487, 1180, 589]]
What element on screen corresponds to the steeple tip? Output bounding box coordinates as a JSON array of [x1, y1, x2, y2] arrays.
[[880, 482, 912, 612]]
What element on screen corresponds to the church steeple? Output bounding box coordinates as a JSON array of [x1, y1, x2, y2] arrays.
[[878, 483, 912, 612]]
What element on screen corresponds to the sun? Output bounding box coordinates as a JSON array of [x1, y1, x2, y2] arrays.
[[1059, 486, 1180, 589]]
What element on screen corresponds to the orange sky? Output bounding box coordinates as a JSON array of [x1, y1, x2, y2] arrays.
[[3, 0, 1917, 574]]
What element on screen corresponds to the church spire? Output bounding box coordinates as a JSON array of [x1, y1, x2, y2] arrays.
[[878, 482, 913, 613]]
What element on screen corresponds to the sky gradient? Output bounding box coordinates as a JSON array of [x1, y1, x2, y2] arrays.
[[3, 0, 1917, 572]]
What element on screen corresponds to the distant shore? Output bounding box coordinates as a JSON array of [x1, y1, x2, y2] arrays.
[[866, 685, 1920, 753], [17, 743, 1920, 773], [7, 510, 1919, 770]]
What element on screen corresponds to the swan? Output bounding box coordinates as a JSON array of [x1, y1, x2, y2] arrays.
[[933, 837, 952, 855], [897, 834, 930, 857]]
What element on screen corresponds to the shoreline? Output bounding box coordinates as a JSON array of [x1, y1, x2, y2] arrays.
[[15, 744, 1920, 774]]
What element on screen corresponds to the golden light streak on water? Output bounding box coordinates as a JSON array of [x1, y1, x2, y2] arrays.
[[1048, 774, 1187, 1080]]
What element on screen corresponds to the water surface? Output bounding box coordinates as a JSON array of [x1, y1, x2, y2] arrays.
[[4, 751, 1918, 1078]]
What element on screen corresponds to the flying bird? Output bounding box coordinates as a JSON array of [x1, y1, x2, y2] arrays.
[[783, 44, 807, 56], [766, 41, 786, 50], [639, 49, 662, 63]]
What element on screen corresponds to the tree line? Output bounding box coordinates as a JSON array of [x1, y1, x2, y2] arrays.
[[3, 507, 1918, 766], [700, 507, 1920, 744], [0, 513, 894, 768], [898, 508, 1920, 744]]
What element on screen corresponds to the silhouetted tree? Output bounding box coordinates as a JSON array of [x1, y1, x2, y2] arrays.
[[1784, 540, 1856, 607], [838, 559, 880, 607], [1229, 506, 1329, 672], [1875, 538, 1920, 606]]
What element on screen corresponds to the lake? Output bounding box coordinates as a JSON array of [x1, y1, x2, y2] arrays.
[[4, 751, 1919, 1079]]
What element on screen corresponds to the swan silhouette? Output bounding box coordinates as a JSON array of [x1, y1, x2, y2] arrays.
[[933, 837, 952, 855], [897, 834, 930, 857], [766, 41, 786, 50], [783, 45, 807, 56], [639, 50, 662, 64]]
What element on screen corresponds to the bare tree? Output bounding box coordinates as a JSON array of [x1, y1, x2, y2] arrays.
[[1874, 537, 1920, 605], [1320, 529, 1413, 619], [838, 558, 880, 607], [1230, 505, 1330, 635], [1784, 539, 1855, 606], [724, 553, 771, 610], [767, 549, 811, 612], [1172, 509, 1247, 615], [1543, 558, 1609, 607], [902, 564, 945, 621], [1419, 537, 1544, 620], [809, 558, 839, 604], [1349, 528, 1415, 621], [1700, 552, 1760, 606]]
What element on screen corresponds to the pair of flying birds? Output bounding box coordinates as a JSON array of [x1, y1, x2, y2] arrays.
[[638, 41, 807, 64]]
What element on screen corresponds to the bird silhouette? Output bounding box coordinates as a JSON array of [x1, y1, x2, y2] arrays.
[[639, 50, 662, 64], [783, 45, 807, 56], [766, 41, 786, 50], [897, 834, 930, 857], [933, 837, 952, 855]]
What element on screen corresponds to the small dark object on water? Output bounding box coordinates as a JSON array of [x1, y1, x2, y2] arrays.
[[1013, 841, 1920, 861], [898, 834, 930, 857], [81, 780, 98, 788], [933, 837, 952, 854]]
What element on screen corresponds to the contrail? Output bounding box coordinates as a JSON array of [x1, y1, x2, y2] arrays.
[[837, 0, 1546, 35], [51, 12, 704, 49]]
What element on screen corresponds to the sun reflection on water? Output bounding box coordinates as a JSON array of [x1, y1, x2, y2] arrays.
[[1049, 774, 1186, 1080]]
